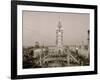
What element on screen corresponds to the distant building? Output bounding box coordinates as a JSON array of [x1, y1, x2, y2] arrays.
[[35, 41, 39, 48]]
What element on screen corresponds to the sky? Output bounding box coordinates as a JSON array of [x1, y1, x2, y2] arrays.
[[22, 11, 89, 47]]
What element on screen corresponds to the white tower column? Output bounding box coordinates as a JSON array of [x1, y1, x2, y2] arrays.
[[56, 17, 63, 51]]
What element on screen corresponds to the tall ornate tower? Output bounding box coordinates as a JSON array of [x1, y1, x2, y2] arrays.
[[56, 17, 63, 51]]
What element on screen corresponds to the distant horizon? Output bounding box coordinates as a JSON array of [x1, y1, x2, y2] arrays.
[[23, 44, 86, 48], [23, 11, 89, 47]]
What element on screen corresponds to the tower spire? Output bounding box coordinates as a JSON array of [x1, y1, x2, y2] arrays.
[[59, 16, 61, 22], [56, 16, 63, 51], [58, 16, 62, 28]]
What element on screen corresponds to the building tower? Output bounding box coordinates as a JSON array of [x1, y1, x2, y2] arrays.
[[56, 17, 63, 51], [35, 41, 39, 48], [87, 30, 90, 48], [87, 30, 90, 55]]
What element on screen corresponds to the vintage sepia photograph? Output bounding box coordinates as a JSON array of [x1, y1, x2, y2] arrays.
[[11, 1, 97, 79], [22, 11, 90, 69]]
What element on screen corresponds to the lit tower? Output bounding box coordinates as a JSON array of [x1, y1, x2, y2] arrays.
[[56, 17, 63, 51]]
